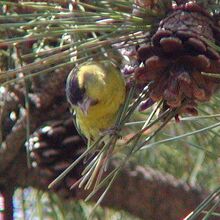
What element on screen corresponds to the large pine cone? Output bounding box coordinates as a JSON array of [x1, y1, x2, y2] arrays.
[[135, 2, 220, 115], [28, 117, 85, 199]]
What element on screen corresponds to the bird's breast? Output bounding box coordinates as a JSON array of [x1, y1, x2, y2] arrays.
[[76, 95, 123, 139]]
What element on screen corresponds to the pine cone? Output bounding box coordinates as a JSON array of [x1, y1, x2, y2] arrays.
[[28, 117, 85, 199], [135, 2, 220, 115]]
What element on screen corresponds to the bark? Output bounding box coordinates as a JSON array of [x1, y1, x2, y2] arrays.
[[0, 69, 69, 173], [75, 164, 208, 220], [11, 151, 210, 220]]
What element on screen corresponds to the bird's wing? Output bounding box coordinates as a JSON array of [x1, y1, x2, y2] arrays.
[[70, 109, 87, 144]]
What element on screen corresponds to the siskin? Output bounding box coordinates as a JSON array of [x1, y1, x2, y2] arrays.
[[65, 61, 126, 145]]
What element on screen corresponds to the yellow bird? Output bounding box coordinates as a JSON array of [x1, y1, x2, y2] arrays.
[[65, 61, 126, 145]]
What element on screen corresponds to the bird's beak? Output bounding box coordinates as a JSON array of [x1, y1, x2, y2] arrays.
[[78, 97, 93, 115]]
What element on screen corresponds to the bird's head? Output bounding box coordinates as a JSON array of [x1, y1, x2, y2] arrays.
[[66, 62, 107, 115]]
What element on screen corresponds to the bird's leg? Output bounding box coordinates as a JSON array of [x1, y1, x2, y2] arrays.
[[100, 126, 122, 139]]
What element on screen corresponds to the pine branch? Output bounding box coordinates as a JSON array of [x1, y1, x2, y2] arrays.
[[13, 152, 212, 220]]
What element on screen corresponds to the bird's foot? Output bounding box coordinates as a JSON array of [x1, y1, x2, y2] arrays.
[[101, 126, 122, 139]]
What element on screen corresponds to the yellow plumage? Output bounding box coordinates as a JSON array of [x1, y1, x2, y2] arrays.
[[66, 61, 126, 144]]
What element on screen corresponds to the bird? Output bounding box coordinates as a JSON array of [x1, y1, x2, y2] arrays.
[[65, 61, 126, 146]]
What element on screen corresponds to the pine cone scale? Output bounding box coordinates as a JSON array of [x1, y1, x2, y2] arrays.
[[135, 2, 220, 115], [27, 117, 85, 199]]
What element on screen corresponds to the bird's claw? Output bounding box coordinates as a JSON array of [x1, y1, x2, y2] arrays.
[[101, 126, 122, 138]]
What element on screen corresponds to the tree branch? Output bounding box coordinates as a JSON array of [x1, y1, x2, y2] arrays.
[[75, 163, 208, 220], [13, 152, 210, 220], [0, 69, 69, 173]]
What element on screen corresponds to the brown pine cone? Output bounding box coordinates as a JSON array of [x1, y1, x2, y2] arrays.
[[28, 117, 85, 199], [135, 2, 220, 115]]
